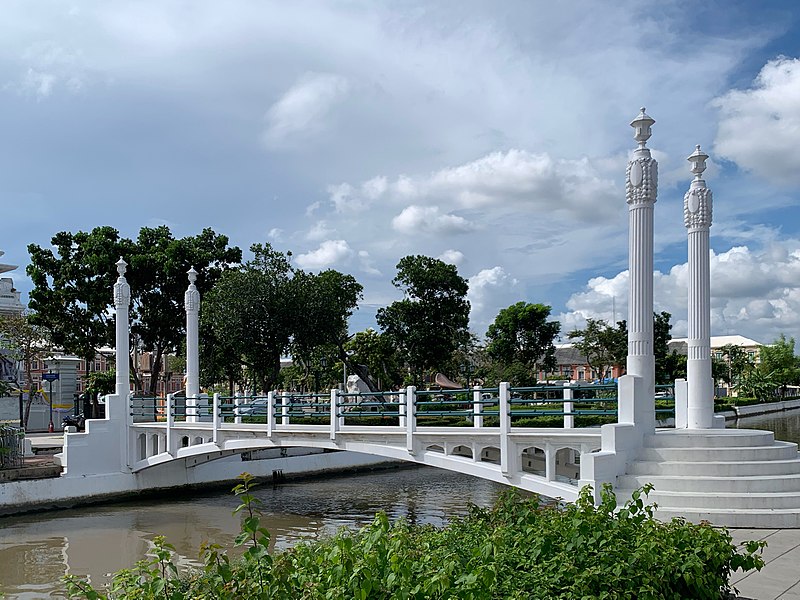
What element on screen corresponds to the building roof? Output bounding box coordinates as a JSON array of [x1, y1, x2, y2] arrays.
[[669, 335, 764, 348]]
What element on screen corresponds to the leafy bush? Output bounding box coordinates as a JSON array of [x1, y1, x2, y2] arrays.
[[64, 475, 764, 600]]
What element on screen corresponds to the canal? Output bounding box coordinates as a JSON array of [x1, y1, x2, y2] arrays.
[[0, 464, 508, 598], [2, 408, 800, 599]]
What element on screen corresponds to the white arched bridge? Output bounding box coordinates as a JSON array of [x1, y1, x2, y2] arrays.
[[125, 382, 670, 503]]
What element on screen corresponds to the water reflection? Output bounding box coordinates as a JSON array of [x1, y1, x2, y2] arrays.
[[735, 408, 800, 444], [0, 466, 506, 598]]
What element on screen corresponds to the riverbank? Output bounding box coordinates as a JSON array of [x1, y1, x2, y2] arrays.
[[718, 398, 800, 421]]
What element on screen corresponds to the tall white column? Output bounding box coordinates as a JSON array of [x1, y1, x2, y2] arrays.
[[684, 146, 714, 428], [113, 258, 131, 401], [185, 267, 200, 419], [625, 108, 658, 430]]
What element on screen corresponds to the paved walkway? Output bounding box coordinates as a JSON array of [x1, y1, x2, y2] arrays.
[[731, 528, 800, 599]]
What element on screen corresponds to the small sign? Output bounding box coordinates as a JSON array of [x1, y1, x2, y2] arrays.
[[42, 373, 60, 381]]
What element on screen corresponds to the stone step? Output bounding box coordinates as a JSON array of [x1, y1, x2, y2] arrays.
[[619, 473, 800, 493], [615, 488, 800, 510], [645, 429, 775, 448], [650, 506, 800, 529], [638, 441, 798, 463], [628, 458, 800, 477]]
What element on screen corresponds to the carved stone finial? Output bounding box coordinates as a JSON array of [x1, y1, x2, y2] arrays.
[[688, 144, 709, 179], [116, 257, 127, 277], [188, 266, 198, 285], [630, 107, 655, 147]]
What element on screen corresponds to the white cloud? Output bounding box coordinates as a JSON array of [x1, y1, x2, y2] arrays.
[[437, 249, 465, 265], [391, 205, 476, 235], [263, 72, 349, 147], [267, 228, 283, 241], [305, 221, 335, 241], [294, 239, 354, 270], [468, 266, 519, 332], [559, 242, 800, 345], [714, 57, 800, 184], [358, 250, 381, 276]]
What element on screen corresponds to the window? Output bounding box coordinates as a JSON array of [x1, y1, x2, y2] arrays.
[[31, 360, 39, 370]]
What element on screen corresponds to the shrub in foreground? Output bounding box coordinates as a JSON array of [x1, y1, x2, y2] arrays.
[[64, 474, 764, 599]]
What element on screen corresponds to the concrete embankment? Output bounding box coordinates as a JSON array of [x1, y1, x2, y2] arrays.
[[0, 439, 401, 516], [718, 398, 800, 421]]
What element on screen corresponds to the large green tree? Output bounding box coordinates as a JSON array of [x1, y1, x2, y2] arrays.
[[27, 226, 130, 367], [486, 302, 560, 382], [27, 225, 241, 396], [758, 334, 799, 397], [567, 318, 626, 382], [202, 244, 295, 393], [376, 255, 470, 382], [201, 244, 363, 393]]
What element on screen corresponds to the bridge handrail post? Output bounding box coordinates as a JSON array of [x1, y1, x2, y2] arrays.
[[267, 391, 275, 437], [473, 385, 483, 428], [406, 386, 416, 454], [563, 382, 574, 429], [499, 381, 511, 475], [281, 391, 289, 425], [166, 393, 174, 456], [398, 389, 406, 428], [212, 393, 220, 444], [234, 392, 242, 425], [330, 388, 339, 440]]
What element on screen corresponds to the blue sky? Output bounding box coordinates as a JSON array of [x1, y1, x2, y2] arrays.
[[2, 1, 800, 346]]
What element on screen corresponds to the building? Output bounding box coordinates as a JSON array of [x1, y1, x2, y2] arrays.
[[0, 251, 24, 318], [538, 343, 625, 383]]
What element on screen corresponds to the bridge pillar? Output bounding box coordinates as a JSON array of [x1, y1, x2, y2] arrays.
[[499, 382, 511, 475], [684, 146, 715, 429], [563, 382, 574, 429], [185, 267, 200, 422], [625, 108, 658, 432]]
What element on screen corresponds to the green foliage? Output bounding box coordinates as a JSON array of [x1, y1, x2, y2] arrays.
[[27, 225, 242, 395], [486, 302, 560, 378], [377, 255, 470, 381], [759, 334, 800, 396], [567, 318, 626, 381], [344, 329, 404, 391], [64, 477, 765, 600], [201, 244, 363, 393]]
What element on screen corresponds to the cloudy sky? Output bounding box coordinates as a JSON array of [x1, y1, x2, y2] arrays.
[[2, 1, 800, 346]]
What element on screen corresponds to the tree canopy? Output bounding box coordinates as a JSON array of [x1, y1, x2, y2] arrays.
[[376, 255, 470, 381], [27, 225, 242, 395], [758, 334, 800, 396], [567, 318, 626, 382], [486, 302, 560, 383], [201, 243, 363, 393]]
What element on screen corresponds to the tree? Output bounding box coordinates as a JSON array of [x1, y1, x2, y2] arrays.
[[127, 226, 242, 395], [653, 311, 674, 385], [27, 227, 130, 367], [0, 312, 52, 428], [28, 225, 242, 396], [717, 344, 754, 394], [567, 318, 627, 382], [485, 302, 560, 382], [377, 256, 470, 382], [344, 329, 404, 391], [202, 244, 295, 393], [759, 335, 800, 397], [291, 269, 363, 386]]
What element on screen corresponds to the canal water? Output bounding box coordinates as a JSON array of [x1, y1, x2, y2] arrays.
[[2, 409, 800, 599], [0, 465, 507, 599]]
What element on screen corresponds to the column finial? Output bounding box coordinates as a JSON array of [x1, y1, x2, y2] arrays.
[[630, 107, 655, 148], [688, 144, 709, 180]]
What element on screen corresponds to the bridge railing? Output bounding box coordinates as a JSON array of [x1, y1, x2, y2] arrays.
[[130, 381, 677, 436]]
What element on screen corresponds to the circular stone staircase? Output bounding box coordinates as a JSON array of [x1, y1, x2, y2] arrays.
[[615, 429, 800, 528]]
